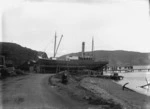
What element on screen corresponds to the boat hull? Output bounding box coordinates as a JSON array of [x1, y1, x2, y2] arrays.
[[36, 58, 108, 73]]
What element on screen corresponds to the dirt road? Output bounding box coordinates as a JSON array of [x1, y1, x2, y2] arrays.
[[0, 74, 92, 109]]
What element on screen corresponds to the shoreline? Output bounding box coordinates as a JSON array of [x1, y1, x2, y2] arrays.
[[50, 74, 150, 109], [83, 77, 150, 109], [50, 75, 125, 109], [1, 73, 150, 109], [115, 71, 150, 96], [115, 80, 150, 96]]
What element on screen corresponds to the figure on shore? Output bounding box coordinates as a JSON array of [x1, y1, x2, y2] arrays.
[[62, 72, 68, 84]]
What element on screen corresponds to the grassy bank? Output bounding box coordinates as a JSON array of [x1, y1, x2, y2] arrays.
[[50, 74, 124, 109]]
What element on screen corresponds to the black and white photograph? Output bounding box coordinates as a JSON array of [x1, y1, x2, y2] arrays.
[[0, 0, 150, 109]]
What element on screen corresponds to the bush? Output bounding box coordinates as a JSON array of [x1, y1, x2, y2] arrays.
[[15, 69, 24, 75], [0, 68, 10, 79]]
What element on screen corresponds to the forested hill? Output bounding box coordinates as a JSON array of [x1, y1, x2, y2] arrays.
[[1, 42, 150, 67], [59, 50, 150, 66], [0, 42, 48, 67]]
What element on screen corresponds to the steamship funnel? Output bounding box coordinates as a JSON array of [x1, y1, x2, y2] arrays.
[[82, 42, 85, 57]]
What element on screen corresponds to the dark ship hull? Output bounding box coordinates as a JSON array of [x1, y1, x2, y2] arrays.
[[36, 35, 108, 73], [36, 58, 108, 73]]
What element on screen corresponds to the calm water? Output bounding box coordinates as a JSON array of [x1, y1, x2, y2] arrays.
[[117, 71, 150, 96]]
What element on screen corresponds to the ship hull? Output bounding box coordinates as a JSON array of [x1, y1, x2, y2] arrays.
[[36, 58, 108, 73]]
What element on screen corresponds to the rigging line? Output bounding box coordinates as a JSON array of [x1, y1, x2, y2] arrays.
[[43, 39, 53, 52], [39, 42, 51, 58]]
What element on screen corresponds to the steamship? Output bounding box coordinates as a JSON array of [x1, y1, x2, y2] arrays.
[[36, 34, 108, 73]]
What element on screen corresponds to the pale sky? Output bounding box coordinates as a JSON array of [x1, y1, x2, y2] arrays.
[[0, 0, 150, 57]]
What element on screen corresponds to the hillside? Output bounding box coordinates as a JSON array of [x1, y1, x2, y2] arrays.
[[59, 50, 150, 66], [1, 42, 150, 67], [0, 42, 48, 67]]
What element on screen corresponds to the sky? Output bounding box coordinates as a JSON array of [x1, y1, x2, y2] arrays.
[[0, 0, 150, 57]]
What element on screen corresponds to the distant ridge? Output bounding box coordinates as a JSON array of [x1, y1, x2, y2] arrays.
[[0, 42, 48, 67], [59, 50, 150, 66], [1, 42, 150, 67]]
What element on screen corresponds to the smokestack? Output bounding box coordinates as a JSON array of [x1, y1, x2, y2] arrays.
[[82, 42, 85, 57]]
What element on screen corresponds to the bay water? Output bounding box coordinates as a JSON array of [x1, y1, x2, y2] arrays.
[[117, 71, 150, 96]]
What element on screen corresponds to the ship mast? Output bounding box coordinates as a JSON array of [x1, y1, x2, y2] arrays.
[[92, 37, 94, 59], [54, 32, 57, 58], [53, 32, 63, 58]]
